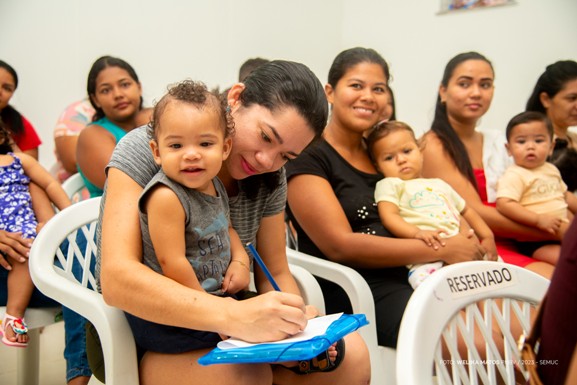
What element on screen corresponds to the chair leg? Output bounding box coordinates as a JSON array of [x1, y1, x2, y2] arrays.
[[16, 328, 41, 385]]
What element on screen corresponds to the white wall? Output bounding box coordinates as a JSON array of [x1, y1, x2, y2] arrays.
[[341, 0, 577, 137], [1, 0, 575, 168]]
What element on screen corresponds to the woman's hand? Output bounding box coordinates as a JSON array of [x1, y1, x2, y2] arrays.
[[305, 304, 320, 319], [481, 237, 499, 261], [0, 230, 32, 270], [224, 291, 307, 343], [438, 232, 485, 265]]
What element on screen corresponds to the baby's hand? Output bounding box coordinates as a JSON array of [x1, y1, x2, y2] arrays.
[[536, 214, 562, 235], [480, 237, 499, 261], [414, 230, 447, 250], [558, 221, 569, 241], [222, 259, 251, 294]]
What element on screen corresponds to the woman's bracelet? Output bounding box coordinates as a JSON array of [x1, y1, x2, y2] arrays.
[[231, 259, 250, 271]]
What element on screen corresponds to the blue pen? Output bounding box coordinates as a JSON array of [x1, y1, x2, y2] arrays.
[[246, 242, 281, 292]]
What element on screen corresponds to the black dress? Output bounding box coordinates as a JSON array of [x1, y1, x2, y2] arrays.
[[285, 139, 413, 348]]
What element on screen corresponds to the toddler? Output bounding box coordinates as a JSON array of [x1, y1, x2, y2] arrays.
[[367, 121, 497, 289], [496, 111, 577, 265], [125, 80, 251, 353], [0, 118, 71, 347]]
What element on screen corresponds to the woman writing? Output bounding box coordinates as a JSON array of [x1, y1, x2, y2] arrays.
[[77, 56, 151, 198], [420, 51, 555, 278], [98, 60, 370, 385], [285, 47, 484, 349]]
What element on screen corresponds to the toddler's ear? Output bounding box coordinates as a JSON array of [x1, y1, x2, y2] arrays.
[[417, 136, 427, 152], [222, 137, 233, 161], [149, 139, 162, 166], [504, 142, 512, 156]]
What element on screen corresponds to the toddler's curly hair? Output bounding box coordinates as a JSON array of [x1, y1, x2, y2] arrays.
[[148, 79, 234, 140]]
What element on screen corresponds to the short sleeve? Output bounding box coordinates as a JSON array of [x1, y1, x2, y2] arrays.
[[374, 178, 401, 205], [12, 115, 42, 151], [285, 142, 332, 182], [262, 168, 287, 217], [496, 168, 524, 201], [107, 126, 160, 188], [54, 100, 95, 138], [444, 180, 466, 213]]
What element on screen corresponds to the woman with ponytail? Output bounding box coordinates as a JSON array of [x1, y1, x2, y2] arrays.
[[421, 52, 555, 278], [0, 60, 42, 159]]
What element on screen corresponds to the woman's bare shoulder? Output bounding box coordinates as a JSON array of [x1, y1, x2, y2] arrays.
[[420, 130, 444, 153]]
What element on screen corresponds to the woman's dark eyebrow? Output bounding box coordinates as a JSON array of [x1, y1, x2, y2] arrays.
[[457, 75, 493, 82], [268, 124, 284, 144], [268, 124, 299, 158]]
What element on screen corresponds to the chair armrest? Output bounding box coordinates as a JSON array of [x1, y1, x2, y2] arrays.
[[288, 263, 325, 314], [285, 248, 378, 349]]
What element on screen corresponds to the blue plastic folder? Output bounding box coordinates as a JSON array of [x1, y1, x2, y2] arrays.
[[198, 313, 368, 365]]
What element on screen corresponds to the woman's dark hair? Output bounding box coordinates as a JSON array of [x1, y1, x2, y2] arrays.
[[0, 60, 24, 136], [87, 55, 143, 122], [526, 60, 577, 114], [505, 111, 553, 141], [327, 47, 390, 89], [387, 86, 397, 121], [0, 117, 14, 154], [431, 51, 494, 190], [239, 60, 328, 198]]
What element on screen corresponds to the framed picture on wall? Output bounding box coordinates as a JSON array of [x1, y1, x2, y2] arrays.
[[439, 0, 516, 14]]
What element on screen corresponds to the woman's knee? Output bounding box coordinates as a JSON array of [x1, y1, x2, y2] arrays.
[[140, 351, 272, 385], [337, 333, 371, 384], [525, 261, 555, 280]]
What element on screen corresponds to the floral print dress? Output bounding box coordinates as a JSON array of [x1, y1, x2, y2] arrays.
[[0, 153, 37, 239]]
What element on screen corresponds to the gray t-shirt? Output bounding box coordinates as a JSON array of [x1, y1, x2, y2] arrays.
[[96, 126, 287, 290], [139, 170, 230, 295]]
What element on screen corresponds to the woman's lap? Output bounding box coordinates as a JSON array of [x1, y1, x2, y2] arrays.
[[140, 349, 273, 385], [366, 273, 413, 348], [496, 240, 536, 267]]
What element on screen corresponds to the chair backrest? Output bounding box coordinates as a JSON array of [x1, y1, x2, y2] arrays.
[[396, 261, 550, 385], [28, 197, 139, 385], [61, 173, 89, 203]]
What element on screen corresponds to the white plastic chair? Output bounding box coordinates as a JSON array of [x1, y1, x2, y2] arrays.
[[61, 172, 88, 203], [29, 197, 328, 384], [286, 247, 397, 385], [0, 167, 81, 384], [29, 197, 138, 385], [396, 261, 550, 385]]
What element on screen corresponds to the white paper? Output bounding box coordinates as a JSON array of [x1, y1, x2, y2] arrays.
[[217, 313, 343, 350]]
